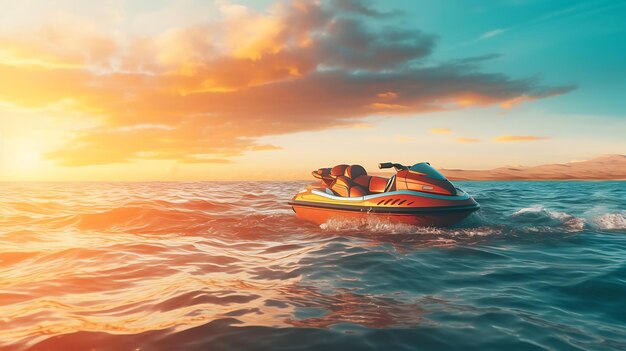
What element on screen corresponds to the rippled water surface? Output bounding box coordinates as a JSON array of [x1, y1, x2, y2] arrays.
[[1, 181, 625, 350]]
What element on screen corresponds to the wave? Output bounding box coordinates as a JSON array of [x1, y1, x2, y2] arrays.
[[511, 205, 585, 232], [510, 206, 626, 233], [320, 217, 418, 234], [123, 199, 235, 212], [318, 205, 626, 237], [319, 216, 503, 239], [72, 206, 213, 234], [9, 201, 623, 239], [591, 212, 626, 231]]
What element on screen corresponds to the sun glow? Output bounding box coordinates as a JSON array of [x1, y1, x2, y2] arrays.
[[3, 138, 45, 173]]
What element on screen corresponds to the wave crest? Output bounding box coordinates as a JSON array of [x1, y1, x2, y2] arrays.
[[511, 205, 585, 232], [591, 212, 626, 231], [320, 217, 417, 234], [73, 206, 211, 234], [319, 217, 501, 237]]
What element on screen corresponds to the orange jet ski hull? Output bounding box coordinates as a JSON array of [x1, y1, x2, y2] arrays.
[[289, 187, 479, 227], [291, 162, 480, 227]]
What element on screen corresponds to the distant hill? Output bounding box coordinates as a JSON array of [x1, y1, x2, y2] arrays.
[[441, 155, 626, 180]]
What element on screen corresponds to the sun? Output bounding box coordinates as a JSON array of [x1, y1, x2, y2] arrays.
[[2, 138, 45, 175], [16, 147, 42, 171]]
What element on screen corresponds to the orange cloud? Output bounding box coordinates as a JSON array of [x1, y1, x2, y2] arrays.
[[456, 137, 481, 143], [249, 144, 283, 151], [377, 91, 399, 99], [499, 96, 534, 109], [351, 123, 376, 129], [494, 135, 551, 142], [430, 128, 452, 134], [0, 1, 573, 167], [368, 103, 409, 111]]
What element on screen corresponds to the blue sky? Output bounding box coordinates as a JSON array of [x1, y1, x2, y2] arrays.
[[250, 0, 625, 173], [387, 0, 626, 116]]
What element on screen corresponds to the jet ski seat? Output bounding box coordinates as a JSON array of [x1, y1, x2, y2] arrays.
[[324, 164, 390, 197], [328, 164, 367, 197]]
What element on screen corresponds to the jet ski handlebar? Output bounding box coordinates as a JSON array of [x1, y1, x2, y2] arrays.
[[378, 162, 408, 171]]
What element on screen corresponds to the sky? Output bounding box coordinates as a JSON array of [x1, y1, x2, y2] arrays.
[[0, 0, 624, 181]]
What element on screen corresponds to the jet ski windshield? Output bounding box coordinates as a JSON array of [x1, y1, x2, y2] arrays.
[[409, 162, 447, 181]]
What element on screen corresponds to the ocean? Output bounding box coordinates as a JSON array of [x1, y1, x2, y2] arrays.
[[1, 181, 625, 350]]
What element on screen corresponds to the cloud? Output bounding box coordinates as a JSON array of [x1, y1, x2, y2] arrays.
[[178, 158, 233, 164], [477, 28, 507, 41], [351, 123, 375, 129], [494, 135, 550, 142], [456, 137, 481, 143], [332, 0, 401, 18], [0, 0, 574, 166], [430, 128, 452, 134], [249, 144, 283, 151], [377, 91, 398, 99]]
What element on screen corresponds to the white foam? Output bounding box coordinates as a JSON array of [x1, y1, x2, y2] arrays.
[[512, 205, 585, 232], [319, 217, 501, 237], [592, 212, 626, 231], [320, 217, 418, 234]]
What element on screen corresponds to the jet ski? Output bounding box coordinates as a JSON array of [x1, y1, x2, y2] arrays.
[[289, 162, 480, 227]]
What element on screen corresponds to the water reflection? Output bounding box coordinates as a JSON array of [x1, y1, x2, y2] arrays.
[[1, 181, 625, 350]]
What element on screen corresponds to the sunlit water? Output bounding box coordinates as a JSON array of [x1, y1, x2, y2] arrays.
[[1, 181, 625, 351]]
